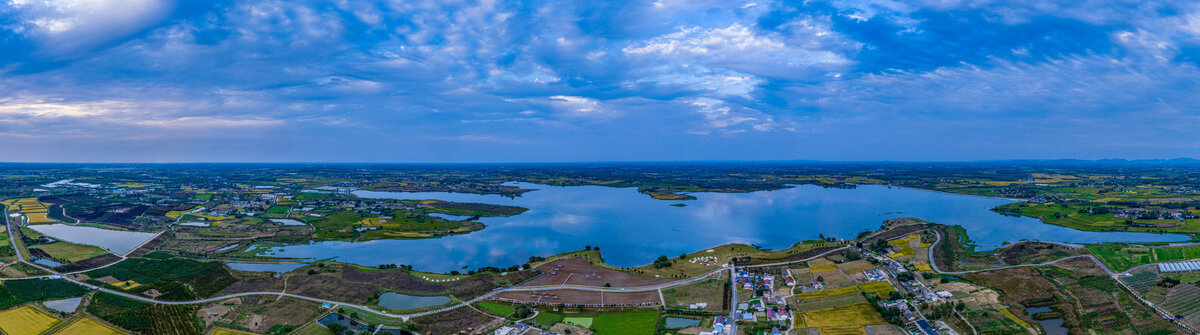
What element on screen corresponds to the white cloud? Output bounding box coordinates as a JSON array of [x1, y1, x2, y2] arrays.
[[7, 0, 175, 56], [622, 23, 850, 79]]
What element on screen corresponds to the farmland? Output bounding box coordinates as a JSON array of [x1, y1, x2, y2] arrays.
[[799, 303, 887, 328], [0, 305, 61, 335], [1087, 244, 1200, 272], [87, 292, 202, 335], [56, 317, 127, 335]]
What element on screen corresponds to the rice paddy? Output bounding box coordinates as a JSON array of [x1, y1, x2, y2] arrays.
[[0, 305, 61, 335], [799, 302, 886, 328], [2, 198, 56, 223], [55, 317, 127, 335]]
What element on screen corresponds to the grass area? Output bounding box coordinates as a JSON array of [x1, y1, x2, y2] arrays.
[[661, 278, 725, 311], [30, 241, 109, 262], [799, 302, 886, 328], [593, 310, 659, 335], [563, 316, 593, 328], [476, 301, 516, 317], [55, 317, 126, 335], [795, 286, 860, 301], [0, 305, 61, 335], [533, 310, 565, 326]]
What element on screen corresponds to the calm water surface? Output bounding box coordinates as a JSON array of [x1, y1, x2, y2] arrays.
[[1028, 306, 1068, 334], [376, 292, 451, 310], [28, 224, 157, 255], [43, 297, 82, 313], [252, 183, 1186, 272], [226, 262, 306, 273]]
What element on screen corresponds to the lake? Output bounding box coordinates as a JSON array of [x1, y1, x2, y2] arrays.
[[27, 224, 158, 255], [226, 262, 306, 273], [376, 292, 451, 310], [250, 183, 1186, 272]]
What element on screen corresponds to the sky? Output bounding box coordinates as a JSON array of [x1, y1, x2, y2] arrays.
[[1, 0, 1199, 163]]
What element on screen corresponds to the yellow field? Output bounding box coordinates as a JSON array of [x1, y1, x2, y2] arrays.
[[819, 326, 867, 335], [800, 303, 886, 328], [26, 212, 55, 223], [212, 328, 257, 335], [810, 264, 838, 273], [887, 235, 919, 257], [3, 198, 56, 223], [998, 307, 1032, 329], [794, 286, 859, 301], [914, 264, 932, 271], [115, 183, 151, 188], [0, 305, 61, 335], [857, 281, 896, 296], [113, 280, 141, 290], [55, 317, 126, 335]]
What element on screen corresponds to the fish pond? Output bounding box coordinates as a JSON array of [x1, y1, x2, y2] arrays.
[[250, 183, 1186, 272], [376, 292, 451, 310]]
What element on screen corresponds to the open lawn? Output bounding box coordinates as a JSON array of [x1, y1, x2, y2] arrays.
[[55, 317, 127, 335], [0, 305, 61, 335], [289, 323, 336, 335], [563, 316, 593, 328], [476, 301, 516, 317]]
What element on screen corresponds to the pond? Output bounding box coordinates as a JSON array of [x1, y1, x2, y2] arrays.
[[27, 224, 158, 255], [225, 262, 306, 273], [427, 213, 472, 221], [42, 297, 82, 313], [270, 219, 307, 226], [663, 317, 701, 328], [33, 258, 63, 267], [377, 292, 451, 310], [250, 183, 1186, 272], [317, 313, 413, 335], [1028, 306, 1067, 335]]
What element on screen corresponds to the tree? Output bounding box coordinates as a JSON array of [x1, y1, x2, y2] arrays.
[[604, 283, 611, 287], [514, 305, 535, 319], [679, 253, 687, 260], [585, 245, 592, 251]]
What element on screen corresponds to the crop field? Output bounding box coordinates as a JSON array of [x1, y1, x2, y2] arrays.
[[87, 292, 202, 335], [0, 279, 90, 309], [810, 264, 838, 273], [30, 242, 109, 262], [86, 256, 237, 299], [818, 327, 867, 335], [857, 281, 896, 296], [1162, 284, 1200, 316], [887, 235, 918, 256], [800, 303, 885, 328], [794, 286, 859, 301], [593, 311, 658, 335], [55, 317, 127, 335], [0, 305, 61, 335], [793, 291, 867, 312], [1123, 270, 1161, 292], [1089, 244, 1200, 272]]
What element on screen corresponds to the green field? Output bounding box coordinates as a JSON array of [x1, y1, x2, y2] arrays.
[[1087, 244, 1200, 272], [593, 311, 659, 335], [476, 301, 516, 317], [563, 316, 593, 328], [30, 242, 109, 262]]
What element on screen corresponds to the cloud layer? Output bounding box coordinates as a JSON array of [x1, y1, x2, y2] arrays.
[[0, 0, 1198, 162]]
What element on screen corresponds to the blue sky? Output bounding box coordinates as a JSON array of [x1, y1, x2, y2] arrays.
[[1, 0, 1198, 162]]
